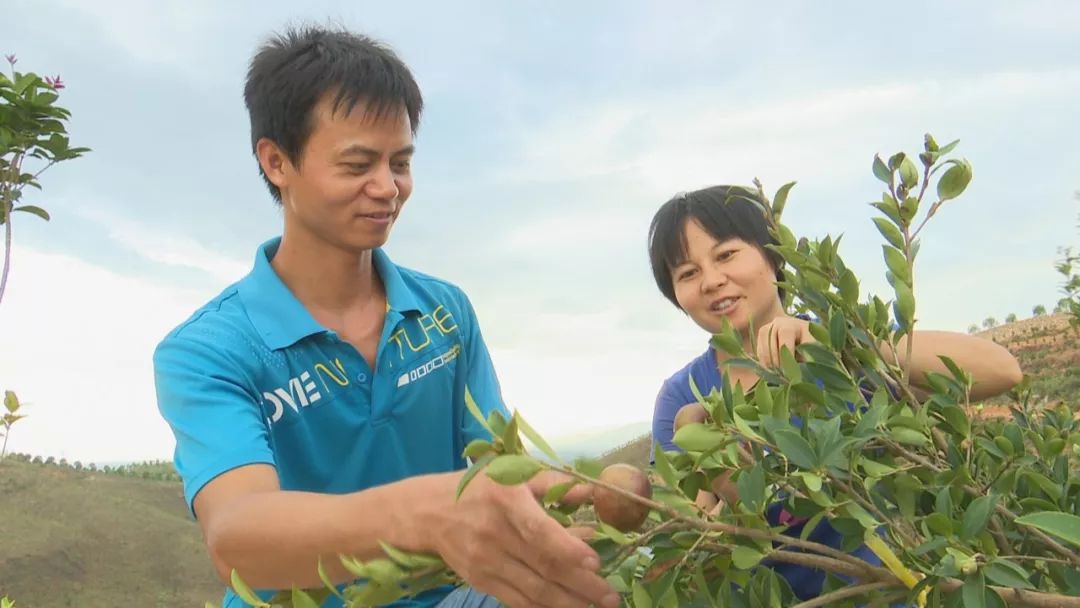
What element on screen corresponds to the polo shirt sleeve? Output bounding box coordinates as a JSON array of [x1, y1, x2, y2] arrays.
[[454, 291, 511, 446], [153, 331, 276, 518]]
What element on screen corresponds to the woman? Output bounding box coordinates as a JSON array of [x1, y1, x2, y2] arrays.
[[647, 185, 1022, 599]]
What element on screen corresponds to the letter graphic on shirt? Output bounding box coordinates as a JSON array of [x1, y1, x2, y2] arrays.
[[314, 358, 350, 393], [264, 372, 321, 425]]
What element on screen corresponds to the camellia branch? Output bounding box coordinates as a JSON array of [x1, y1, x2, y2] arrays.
[[790, 581, 894, 608], [553, 464, 883, 577], [885, 438, 1080, 566]]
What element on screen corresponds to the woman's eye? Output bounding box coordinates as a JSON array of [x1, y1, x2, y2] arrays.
[[677, 269, 696, 281], [717, 250, 736, 261]]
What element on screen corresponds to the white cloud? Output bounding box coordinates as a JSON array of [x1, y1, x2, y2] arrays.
[[501, 68, 1080, 195], [51, 0, 221, 76], [0, 245, 217, 463], [77, 208, 250, 284]]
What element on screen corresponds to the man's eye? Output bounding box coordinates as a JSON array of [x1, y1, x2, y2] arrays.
[[393, 160, 411, 172], [345, 164, 370, 173]]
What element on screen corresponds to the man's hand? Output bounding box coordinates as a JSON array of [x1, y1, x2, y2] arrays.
[[433, 470, 619, 608], [755, 316, 814, 369]]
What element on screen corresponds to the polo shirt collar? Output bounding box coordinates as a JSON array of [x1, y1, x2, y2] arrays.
[[238, 237, 421, 351]]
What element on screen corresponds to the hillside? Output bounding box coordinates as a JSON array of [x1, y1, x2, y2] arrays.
[[600, 313, 1079, 469], [0, 458, 222, 607]]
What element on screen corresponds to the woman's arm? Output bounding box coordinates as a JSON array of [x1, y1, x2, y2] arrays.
[[888, 330, 1023, 401]]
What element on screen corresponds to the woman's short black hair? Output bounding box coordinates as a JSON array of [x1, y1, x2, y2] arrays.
[[243, 25, 424, 203], [648, 185, 785, 309]]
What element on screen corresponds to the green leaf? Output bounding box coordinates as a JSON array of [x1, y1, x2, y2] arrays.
[[4, 391, 19, 413], [515, 411, 561, 464], [464, 388, 494, 437], [960, 495, 996, 541], [796, 471, 823, 493], [860, 458, 896, 478], [938, 159, 973, 201], [1022, 471, 1063, 502], [985, 559, 1034, 590], [899, 155, 919, 189], [961, 571, 986, 608], [230, 569, 269, 607], [940, 405, 970, 438], [828, 314, 847, 351], [317, 557, 346, 600], [291, 587, 320, 608], [894, 281, 916, 330], [673, 423, 728, 452], [456, 452, 496, 499], [733, 412, 766, 444], [838, 269, 859, 307], [653, 443, 679, 492], [872, 154, 892, 184], [873, 217, 906, 250], [779, 346, 801, 382], [13, 205, 49, 221], [1015, 512, 1080, 548], [632, 579, 653, 608], [688, 375, 705, 404], [772, 181, 796, 219], [463, 439, 493, 461], [711, 332, 745, 357], [938, 139, 960, 156], [485, 454, 543, 485], [732, 546, 765, 569], [883, 246, 910, 284], [736, 464, 766, 511], [889, 426, 929, 447], [378, 541, 444, 569], [925, 512, 954, 537], [773, 430, 818, 469]]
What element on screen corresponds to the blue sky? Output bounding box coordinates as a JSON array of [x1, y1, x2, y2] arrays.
[[2, 0, 1078, 463]]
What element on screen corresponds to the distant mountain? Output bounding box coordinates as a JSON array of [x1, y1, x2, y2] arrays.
[[540, 421, 652, 461]]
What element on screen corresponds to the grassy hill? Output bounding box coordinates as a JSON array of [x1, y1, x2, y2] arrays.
[[600, 313, 1079, 469], [0, 458, 221, 607]]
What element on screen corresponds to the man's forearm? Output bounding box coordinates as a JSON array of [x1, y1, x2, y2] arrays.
[[205, 471, 460, 589]]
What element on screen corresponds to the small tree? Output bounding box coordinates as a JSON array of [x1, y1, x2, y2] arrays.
[[0, 53, 89, 459], [983, 316, 998, 329], [966, 324, 979, 334], [1005, 312, 1017, 323], [1033, 304, 1047, 316]]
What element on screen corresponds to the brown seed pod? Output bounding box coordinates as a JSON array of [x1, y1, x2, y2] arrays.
[[594, 463, 652, 533]]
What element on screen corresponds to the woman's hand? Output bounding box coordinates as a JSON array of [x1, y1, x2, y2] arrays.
[[754, 315, 815, 369]]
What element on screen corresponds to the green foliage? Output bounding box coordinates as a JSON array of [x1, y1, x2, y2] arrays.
[[222, 135, 1080, 607], [0, 53, 89, 460]]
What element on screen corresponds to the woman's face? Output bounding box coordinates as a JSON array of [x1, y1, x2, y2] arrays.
[[670, 219, 785, 336]]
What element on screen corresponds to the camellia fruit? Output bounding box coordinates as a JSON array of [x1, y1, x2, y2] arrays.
[[673, 403, 709, 433], [594, 463, 652, 533]]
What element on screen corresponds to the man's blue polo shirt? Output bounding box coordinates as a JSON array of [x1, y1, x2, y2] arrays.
[[153, 237, 509, 607]]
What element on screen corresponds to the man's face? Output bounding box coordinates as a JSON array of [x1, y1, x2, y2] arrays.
[[274, 95, 415, 252]]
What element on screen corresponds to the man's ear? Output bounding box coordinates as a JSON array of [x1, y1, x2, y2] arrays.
[[255, 137, 291, 192]]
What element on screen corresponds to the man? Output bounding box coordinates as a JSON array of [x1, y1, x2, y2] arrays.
[[153, 25, 618, 608]]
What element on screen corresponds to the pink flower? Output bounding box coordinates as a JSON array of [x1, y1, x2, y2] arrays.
[[4, 54, 15, 65], [44, 75, 65, 90]]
